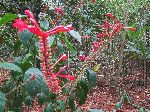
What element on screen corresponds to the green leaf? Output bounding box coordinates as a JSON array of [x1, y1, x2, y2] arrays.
[[23, 68, 44, 96], [19, 29, 33, 44], [56, 100, 65, 111], [115, 102, 122, 110], [88, 109, 104, 112], [0, 13, 18, 25], [75, 80, 88, 105], [57, 41, 64, 53], [48, 36, 55, 47], [68, 94, 75, 110], [0, 62, 22, 73], [65, 38, 77, 55], [44, 103, 54, 112], [40, 19, 49, 30], [38, 92, 47, 106], [87, 68, 96, 88], [69, 30, 82, 43], [24, 95, 33, 107], [138, 108, 145, 112], [0, 91, 6, 112]]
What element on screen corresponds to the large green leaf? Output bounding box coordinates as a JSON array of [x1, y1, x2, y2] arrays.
[[57, 41, 64, 53], [44, 102, 54, 112], [38, 92, 47, 106], [19, 29, 33, 44], [56, 100, 65, 111], [0, 62, 22, 73], [75, 80, 88, 105], [68, 94, 75, 110], [65, 38, 77, 55], [87, 68, 96, 88], [24, 95, 33, 107], [23, 68, 44, 96], [40, 19, 49, 30], [69, 30, 82, 43], [0, 13, 18, 25], [48, 36, 55, 47], [0, 91, 7, 112]]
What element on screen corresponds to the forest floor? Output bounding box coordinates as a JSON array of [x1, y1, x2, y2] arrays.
[[80, 76, 150, 112]]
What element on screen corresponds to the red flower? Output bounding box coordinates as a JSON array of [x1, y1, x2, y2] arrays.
[[13, 18, 28, 31], [12, 10, 77, 93], [93, 41, 101, 52], [124, 27, 137, 31], [57, 74, 75, 81], [24, 10, 35, 19], [82, 35, 91, 39], [60, 54, 67, 61], [54, 7, 64, 15], [78, 55, 86, 61]]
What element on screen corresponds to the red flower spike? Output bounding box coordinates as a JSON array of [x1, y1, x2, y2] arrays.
[[57, 74, 75, 81], [13, 10, 76, 94], [24, 10, 35, 19]]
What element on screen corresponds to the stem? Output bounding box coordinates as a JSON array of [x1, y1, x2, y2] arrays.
[[115, 0, 129, 86]]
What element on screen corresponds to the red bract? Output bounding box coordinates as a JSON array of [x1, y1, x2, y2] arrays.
[[124, 27, 137, 31], [93, 13, 123, 52], [13, 18, 28, 32], [13, 10, 75, 94], [79, 55, 86, 61], [54, 7, 63, 15], [24, 10, 35, 19], [93, 41, 101, 52], [57, 75, 75, 81]]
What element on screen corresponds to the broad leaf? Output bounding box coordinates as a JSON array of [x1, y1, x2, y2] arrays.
[[75, 80, 88, 105], [56, 100, 65, 111], [0, 13, 18, 25], [19, 29, 33, 44], [0, 91, 6, 112], [65, 38, 77, 55], [40, 19, 49, 30], [48, 36, 55, 47], [38, 92, 47, 106], [87, 68, 97, 88], [24, 95, 33, 106], [23, 68, 44, 96], [68, 94, 75, 110], [0, 62, 22, 73], [44, 102, 54, 112], [69, 30, 82, 43], [57, 41, 64, 53]]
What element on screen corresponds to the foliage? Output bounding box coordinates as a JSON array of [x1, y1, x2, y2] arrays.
[[0, 0, 149, 111]]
